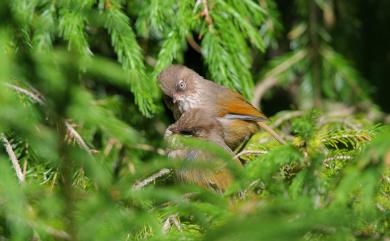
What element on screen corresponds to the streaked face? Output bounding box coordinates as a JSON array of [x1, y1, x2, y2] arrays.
[[158, 65, 197, 100]]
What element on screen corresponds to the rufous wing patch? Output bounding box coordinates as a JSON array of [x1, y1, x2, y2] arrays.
[[217, 90, 267, 121]]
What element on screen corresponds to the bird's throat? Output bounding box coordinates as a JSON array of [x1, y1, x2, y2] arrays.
[[177, 95, 202, 113]]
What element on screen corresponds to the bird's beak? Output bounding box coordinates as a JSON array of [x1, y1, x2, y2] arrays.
[[172, 94, 178, 103]]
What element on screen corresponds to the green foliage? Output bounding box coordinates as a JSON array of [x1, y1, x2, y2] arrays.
[[0, 0, 389, 241]]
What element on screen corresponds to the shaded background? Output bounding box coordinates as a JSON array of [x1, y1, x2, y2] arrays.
[[184, 0, 390, 115]]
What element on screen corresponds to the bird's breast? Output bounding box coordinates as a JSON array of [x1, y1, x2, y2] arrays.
[[178, 96, 202, 113]]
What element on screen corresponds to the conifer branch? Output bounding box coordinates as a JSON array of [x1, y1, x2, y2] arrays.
[[104, 1, 156, 116], [6, 82, 94, 155], [323, 155, 353, 164]]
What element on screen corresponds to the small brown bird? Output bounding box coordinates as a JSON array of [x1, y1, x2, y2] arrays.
[[159, 65, 286, 150], [165, 108, 240, 192]]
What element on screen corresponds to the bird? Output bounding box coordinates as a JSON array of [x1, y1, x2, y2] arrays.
[[165, 108, 241, 193], [158, 64, 286, 151]]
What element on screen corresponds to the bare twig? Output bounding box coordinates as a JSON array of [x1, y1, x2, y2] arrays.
[[234, 150, 268, 159], [308, 0, 322, 107], [252, 50, 307, 108], [1, 134, 25, 183], [132, 168, 172, 190], [257, 122, 287, 145], [271, 111, 304, 128], [200, 0, 213, 25], [252, 77, 278, 108], [65, 121, 92, 155]]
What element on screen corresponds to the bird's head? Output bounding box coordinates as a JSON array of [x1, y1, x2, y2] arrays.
[[158, 65, 200, 103]]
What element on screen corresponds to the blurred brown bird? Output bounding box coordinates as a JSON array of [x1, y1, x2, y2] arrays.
[[159, 64, 286, 150], [165, 108, 240, 192]]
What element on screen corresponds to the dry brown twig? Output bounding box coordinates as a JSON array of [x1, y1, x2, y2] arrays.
[[252, 50, 307, 108], [186, 35, 202, 53], [200, 0, 213, 25]]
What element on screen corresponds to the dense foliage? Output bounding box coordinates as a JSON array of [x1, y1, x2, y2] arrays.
[[0, 0, 389, 240]]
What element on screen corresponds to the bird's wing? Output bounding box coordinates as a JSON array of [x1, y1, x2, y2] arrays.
[[217, 89, 267, 122]]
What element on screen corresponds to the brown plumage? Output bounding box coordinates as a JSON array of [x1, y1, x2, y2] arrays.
[[165, 109, 240, 192], [158, 64, 286, 150]]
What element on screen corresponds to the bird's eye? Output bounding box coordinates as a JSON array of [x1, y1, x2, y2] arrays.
[[177, 80, 186, 91]]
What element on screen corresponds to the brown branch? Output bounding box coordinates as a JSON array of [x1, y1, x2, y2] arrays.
[[252, 50, 307, 108], [251, 77, 279, 108], [104, 0, 112, 9], [309, 0, 322, 107], [132, 168, 172, 190], [186, 35, 202, 53], [1, 134, 25, 183], [257, 122, 287, 145], [200, 0, 213, 25]]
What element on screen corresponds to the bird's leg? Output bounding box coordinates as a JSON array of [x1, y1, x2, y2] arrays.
[[257, 122, 287, 145]]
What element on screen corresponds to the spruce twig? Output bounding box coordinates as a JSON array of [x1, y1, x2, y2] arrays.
[[132, 168, 172, 190], [6, 82, 94, 155], [64, 120, 92, 155], [234, 150, 268, 159], [1, 134, 25, 183], [4, 83, 45, 105]]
